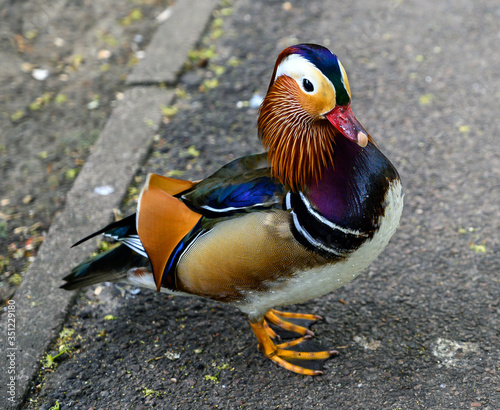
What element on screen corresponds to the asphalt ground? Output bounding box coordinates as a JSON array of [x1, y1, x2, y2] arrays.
[[1, 0, 499, 408]]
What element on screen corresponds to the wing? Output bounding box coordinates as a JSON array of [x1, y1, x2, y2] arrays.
[[139, 153, 287, 292], [69, 153, 289, 294], [180, 152, 285, 216]]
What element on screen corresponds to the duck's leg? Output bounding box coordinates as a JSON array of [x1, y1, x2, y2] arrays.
[[249, 310, 338, 376]]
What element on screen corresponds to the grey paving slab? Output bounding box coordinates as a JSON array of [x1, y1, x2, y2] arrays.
[[126, 0, 219, 85]]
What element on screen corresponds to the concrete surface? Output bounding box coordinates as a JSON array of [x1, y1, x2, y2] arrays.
[[1, 0, 499, 408]]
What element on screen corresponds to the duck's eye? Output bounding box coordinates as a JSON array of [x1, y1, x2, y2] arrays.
[[302, 78, 314, 92]]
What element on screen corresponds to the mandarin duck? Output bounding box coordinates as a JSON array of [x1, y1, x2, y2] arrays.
[[62, 44, 403, 375]]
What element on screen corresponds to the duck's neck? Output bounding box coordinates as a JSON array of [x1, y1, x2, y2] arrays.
[[305, 137, 398, 234]]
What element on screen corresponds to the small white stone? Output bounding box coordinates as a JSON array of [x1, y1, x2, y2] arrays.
[[94, 185, 115, 196], [32, 68, 49, 81], [87, 100, 100, 110], [156, 7, 172, 23]]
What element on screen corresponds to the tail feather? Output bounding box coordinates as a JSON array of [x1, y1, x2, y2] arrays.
[[71, 214, 137, 248], [62, 244, 148, 290]]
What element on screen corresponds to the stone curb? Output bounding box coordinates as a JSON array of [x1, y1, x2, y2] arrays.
[[0, 1, 218, 408], [127, 0, 218, 85]]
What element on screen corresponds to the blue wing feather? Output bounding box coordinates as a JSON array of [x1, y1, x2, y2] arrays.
[[204, 177, 281, 210], [180, 153, 284, 215]]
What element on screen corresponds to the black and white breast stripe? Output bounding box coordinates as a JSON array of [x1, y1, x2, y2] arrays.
[[285, 192, 371, 259]]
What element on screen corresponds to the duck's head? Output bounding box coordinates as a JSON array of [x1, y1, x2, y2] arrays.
[[258, 43, 374, 190]]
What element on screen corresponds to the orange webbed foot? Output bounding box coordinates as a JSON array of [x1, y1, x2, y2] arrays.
[[249, 309, 338, 376]]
